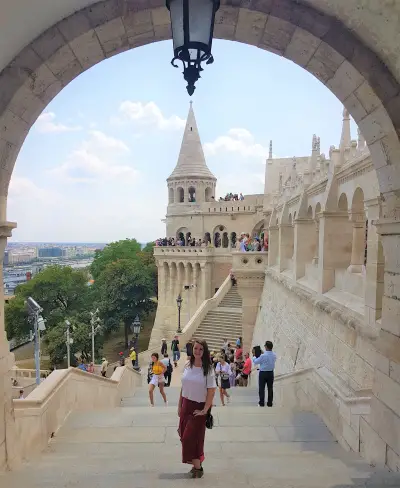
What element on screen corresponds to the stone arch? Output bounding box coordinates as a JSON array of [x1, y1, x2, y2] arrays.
[[252, 219, 265, 236], [222, 232, 229, 248], [176, 227, 189, 244], [338, 193, 348, 212], [315, 202, 322, 218], [177, 187, 184, 203], [307, 205, 313, 218], [0, 0, 399, 218], [351, 187, 365, 213], [168, 187, 174, 204], [205, 187, 213, 202]]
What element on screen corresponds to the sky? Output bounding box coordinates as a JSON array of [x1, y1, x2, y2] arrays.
[[8, 39, 357, 244]]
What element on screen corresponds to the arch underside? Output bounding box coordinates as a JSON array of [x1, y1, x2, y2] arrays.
[[0, 0, 399, 216]]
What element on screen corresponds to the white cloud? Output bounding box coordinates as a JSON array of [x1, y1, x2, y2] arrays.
[[8, 177, 62, 204], [204, 128, 268, 160], [35, 112, 81, 133], [113, 101, 185, 131], [50, 130, 137, 184]]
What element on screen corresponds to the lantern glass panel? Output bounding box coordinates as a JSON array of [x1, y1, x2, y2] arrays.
[[170, 0, 184, 52], [188, 0, 213, 47]]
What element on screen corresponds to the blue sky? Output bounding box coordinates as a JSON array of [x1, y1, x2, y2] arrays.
[[9, 39, 356, 243]]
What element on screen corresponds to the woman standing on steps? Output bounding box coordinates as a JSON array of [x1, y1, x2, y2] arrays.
[[178, 339, 216, 479], [216, 356, 231, 405], [148, 353, 168, 407]]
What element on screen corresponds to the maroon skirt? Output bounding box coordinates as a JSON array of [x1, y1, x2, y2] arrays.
[[178, 397, 206, 464]]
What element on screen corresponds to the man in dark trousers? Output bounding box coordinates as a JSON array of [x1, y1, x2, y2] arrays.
[[252, 341, 277, 407]]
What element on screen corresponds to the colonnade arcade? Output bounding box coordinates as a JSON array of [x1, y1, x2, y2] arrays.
[[156, 259, 211, 309]]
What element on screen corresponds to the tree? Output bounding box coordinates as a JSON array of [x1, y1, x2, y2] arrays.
[[94, 258, 156, 348], [90, 239, 142, 280], [5, 297, 30, 340]]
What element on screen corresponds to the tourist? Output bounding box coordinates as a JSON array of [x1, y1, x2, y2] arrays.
[[252, 341, 276, 407], [230, 271, 237, 286], [240, 352, 252, 387], [235, 344, 243, 361], [161, 338, 167, 355], [101, 357, 108, 377], [171, 335, 180, 367], [216, 356, 231, 406], [161, 353, 173, 387], [129, 347, 137, 368], [148, 353, 168, 406], [222, 338, 229, 353], [77, 360, 87, 372], [236, 336, 242, 347], [229, 362, 236, 387], [239, 193, 244, 201], [19, 389, 24, 399], [196, 238, 202, 247], [119, 352, 125, 366], [87, 362, 95, 374], [178, 339, 216, 478]]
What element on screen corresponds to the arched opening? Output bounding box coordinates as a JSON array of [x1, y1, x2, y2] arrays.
[[230, 232, 237, 248], [1, 1, 400, 473], [176, 227, 189, 246], [214, 232, 221, 248], [338, 193, 348, 211], [307, 205, 313, 219], [186, 232, 192, 246], [177, 187, 184, 203], [188, 186, 196, 203], [205, 187, 213, 202], [222, 232, 229, 248], [204, 232, 211, 245], [347, 187, 367, 275], [168, 187, 174, 204]]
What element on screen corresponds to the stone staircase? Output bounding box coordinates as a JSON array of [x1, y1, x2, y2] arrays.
[[191, 286, 242, 352], [3, 385, 400, 487]]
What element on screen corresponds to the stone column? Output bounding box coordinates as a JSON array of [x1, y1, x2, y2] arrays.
[[361, 218, 400, 470], [312, 220, 320, 265], [293, 219, 315, 280], [364, 199, 384, 324], [0, 221, 18, 470], [184, 262, 190, 287], [157, 261, 165, 306], [317, 212, 352, 293], [267, 225, 278, 267], [200, 263, 211, 301], [235, 271, 265, 353], [193, 264, 198, 305], [347, 213, 366, 273], [169, 263, 177, 303], [278, 224, 294, 272]]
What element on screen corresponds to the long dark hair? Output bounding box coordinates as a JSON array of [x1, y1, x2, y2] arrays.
[[190, 339, 212, 376]]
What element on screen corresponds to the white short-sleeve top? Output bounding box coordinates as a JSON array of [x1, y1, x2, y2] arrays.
[[181, 365, 217, 403]]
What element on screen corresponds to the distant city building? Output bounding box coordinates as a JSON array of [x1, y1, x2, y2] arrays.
[[38, 247, 63, 258]]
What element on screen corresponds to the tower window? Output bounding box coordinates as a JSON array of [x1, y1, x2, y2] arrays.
[[190, 127, 193, 131]]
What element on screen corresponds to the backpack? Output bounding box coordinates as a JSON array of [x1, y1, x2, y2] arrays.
[[167, 359, 173, 375]]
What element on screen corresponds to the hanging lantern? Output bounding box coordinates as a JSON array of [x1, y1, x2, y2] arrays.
[[166, 0, 220, 95]]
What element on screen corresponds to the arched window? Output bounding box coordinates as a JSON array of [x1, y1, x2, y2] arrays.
[[338, 193, 348, 211], [307, 205, 313, 218], [177, 187, 184, 203], [222, 232, 229, 248], [168, 187, 174, 204], [230, 232, 237, 247], [205, 187, 213, 202], [188, 186, 196, 203], [214, 232, 221, 248], [204, 232, 211, 244]]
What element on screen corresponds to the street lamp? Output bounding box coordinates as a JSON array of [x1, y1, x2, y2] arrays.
[[131, 315, 141, 370], [176, 294, 183, 333], [25, 297, 46, 386], [166, 0, 220, 95], [89, 309, 101, 364], [65, 320, 74, 369]]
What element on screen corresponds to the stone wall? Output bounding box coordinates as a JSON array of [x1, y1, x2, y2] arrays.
[[253, 272, 377, 391]]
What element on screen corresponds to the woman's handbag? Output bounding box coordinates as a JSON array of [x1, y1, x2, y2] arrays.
[[205, 407, 214, 429]]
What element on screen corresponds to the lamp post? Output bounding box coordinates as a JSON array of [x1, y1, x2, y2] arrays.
[[166, 0, 220, 95], [176, 294, 183, 333], [89, 309, 101, 364], [131, 315, 141, 370], [26, 297, 46, 386], [65, 320, 73, 368]]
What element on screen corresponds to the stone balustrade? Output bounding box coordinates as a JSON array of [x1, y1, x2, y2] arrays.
[[231, 251, 268, 272]]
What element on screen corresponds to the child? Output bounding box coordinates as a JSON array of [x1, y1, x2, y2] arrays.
[[229, 362, 236, 388]]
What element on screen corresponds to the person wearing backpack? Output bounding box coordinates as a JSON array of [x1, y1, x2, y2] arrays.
[[162, 353, 173, 387]]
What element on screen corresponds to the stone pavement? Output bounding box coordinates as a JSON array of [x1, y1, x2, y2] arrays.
[[2, 386, 400, 487]]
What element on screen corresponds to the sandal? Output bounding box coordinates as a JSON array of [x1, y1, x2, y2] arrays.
[[191, 468, 204, 479]]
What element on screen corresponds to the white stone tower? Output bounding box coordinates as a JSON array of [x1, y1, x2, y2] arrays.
[[166, 102, 217, 239]]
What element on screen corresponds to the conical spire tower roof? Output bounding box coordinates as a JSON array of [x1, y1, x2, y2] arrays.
[[168, 102, 216, 180]]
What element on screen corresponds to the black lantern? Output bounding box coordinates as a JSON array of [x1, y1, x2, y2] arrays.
[[166, 0, 220, 95], [176, 294, 183, 333], [132, 315, 141, 335]]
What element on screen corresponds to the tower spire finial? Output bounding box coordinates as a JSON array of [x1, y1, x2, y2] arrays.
[[269, 140, 273, 159], [339, 106, 351, 164]]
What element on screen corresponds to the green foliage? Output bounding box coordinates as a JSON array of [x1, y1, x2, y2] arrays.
[[94, 258, 156, 347], [5, 297, 30, 340], [90, 239, 142, 279]]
